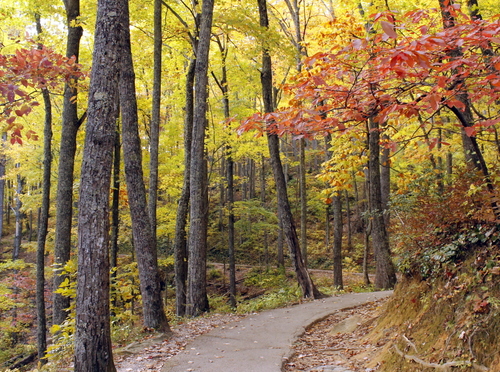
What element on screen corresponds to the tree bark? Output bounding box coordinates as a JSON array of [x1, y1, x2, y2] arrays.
[[148, 0, 162, 242], [368, 119, 396, 290], [174, 58, 195, 317], [74, 0, 120, 368], [186, 0, 214, 317], [214, 37, 237, 309], [119, 0, 170, 331], [332, 193, 343, 289], [299, 138, 307, 267], [36, 86, 51, 366], [257, 0, 321, 299], [53, 0, 83, 326], [13, 172, 23, 261], [34, 14, 51, 363], [0, 133, 5, 259], [110, 124, 121, 306]]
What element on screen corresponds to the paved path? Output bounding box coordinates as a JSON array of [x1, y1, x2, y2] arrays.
[[162, 291, 392, 372]]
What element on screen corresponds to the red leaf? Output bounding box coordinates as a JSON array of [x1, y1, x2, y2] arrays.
[[464, 126, 477, 137], [381, 21, 397, 39]]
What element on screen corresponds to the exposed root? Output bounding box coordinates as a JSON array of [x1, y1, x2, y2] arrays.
[[393, 344, 489, 371]]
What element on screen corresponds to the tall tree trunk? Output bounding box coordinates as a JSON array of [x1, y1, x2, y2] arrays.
[[36, 84, 52, 366], [34, 15, 52, 363], [299, 138, 307, 267], [119, 1, 170, 332], [345, 190, 352, 251], [257, 0, 321, 299], [380, 134, 390, 228], [332, 193, 343, 289], [174, 59, 195, 317], [74, 0, 120, 368], [110, 123, 121, 300], [53, 0, 83, 326], [13, 172, 23, 261], [148, 0, 162, 242], [186, 0, 214, 317], [368, 119, 396, 290], [215, 37, 237, 309], [438, 0, 499, 219], [0, 133, 5, 259]]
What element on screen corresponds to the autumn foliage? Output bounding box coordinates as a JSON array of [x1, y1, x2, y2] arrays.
[[0, 44, 83, 144], [240, 6, 500, 139]]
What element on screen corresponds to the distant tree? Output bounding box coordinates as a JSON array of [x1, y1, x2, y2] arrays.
[[256, 0, 321, 299]]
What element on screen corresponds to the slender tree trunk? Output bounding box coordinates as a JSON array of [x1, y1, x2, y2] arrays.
[[438, 0, 499, 219], [13, 172, 23, 261], [345, 190, 352, 251], [174, 59, 195, 317], [0, 133, 5, 259], [227, 155, 236, 308], [36, 86, 51, 365], [74, 0, 120, 368], [110, 124, 121, 298], [53, 0, 83, 326], [332, 193, 343, 288], [368, 119, 396, 290], [299, 139, 307, 267], [186, 0, 214, 317], [119, 1, 170, 331], [148, 0, 162, 242], [380, 134, 390, 228], [34, 16, 51, 362], [257, 0, 320, 299]]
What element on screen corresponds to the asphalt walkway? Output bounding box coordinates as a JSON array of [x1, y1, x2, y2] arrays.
[[161, 291, 392, 372]]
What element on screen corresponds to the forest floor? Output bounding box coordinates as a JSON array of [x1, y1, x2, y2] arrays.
[[115, 293, 391, 372]]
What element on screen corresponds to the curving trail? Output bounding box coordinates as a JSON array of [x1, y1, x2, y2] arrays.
[[161, 291, 392, 372]]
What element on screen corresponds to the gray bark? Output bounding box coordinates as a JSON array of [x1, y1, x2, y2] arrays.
[[148, 0, 162, 242], [368, 119, 396, 290], [35, 15, 51, 362], [53, 0, 83, 326], [119, 0, 170, 331], [74, 0, 120, 367], [332, 193, 343, 289], [186, 0, 215, 317], [174, 59, 195, 317]]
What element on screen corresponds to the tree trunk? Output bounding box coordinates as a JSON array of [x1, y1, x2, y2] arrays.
[[332, 193, 343, 289], [186, 0, 214, 317], [438, 0, 499, 219], [110, 123, 121, 305], [380, 134, 390, 228], [13, 172, 23, 261], [36, 85, 51, 365], [0, 133, 5, 259], [214, 38, 237, 309], [345, 189, 352, 251], [34, 16, 52, 362], [74, 0, 120, 368], [174, 58, 195, 317], [119, 1, 170, 331], [299, 138, 307, 267], [257, 0, 320, 299], [368, 119, 396, 290], [148, 0, 162, 242], [53, 0, 83, 326]]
